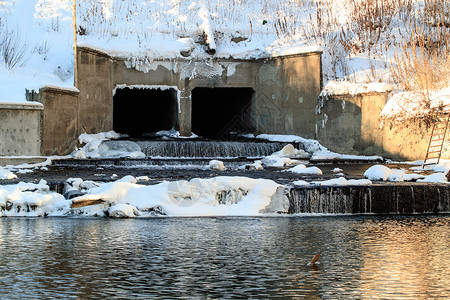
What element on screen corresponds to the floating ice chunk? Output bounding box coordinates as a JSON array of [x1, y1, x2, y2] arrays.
[[292, 180, 310, 186], [116, 175, 138, 184], [288, 165, 322, 175], [98, 140, 145, 158], [109, 203, 137, 217], [78, 131, 120, 145], [240, 160, 264, 171], [250, 160, 264, 170], [272, 144, 308, 158], [417, 173, 448, 183], [387, 169, 408, 182], [256, 134, 324, 154], [313, 177, 372, 186], [72, 131, 145, 159], [81, 180, 100, 190], [0, 167, 17, 180], [209, 160, 226, 170], [262, 155, 293, 167], [67, 178, 83, 189], [364, 165, 394, 181], [17, 179, 49, 192], [17, 169, 33, 174], [402, 173, 425, 181], [333, 168, 343, 173], [347, 179, 372, 185], [136, 176, 149, 182], [288, 164, 306, 172]]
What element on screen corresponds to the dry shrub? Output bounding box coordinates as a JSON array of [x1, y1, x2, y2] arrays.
[[384, 15, 450, 129], [341, 0, 412, 56], [390, 25, 450, 92], [423, 0, 450, 28], [0, 25, 29, 70]]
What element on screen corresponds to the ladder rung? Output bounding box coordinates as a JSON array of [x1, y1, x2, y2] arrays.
[[425, 117, 448, 165]]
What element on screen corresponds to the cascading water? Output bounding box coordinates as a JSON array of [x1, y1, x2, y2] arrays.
[[133, 140, 287, 158], [288, 184, 450, 214]]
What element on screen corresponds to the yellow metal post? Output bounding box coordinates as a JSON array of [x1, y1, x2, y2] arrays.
[[72, 0, 77, 88]]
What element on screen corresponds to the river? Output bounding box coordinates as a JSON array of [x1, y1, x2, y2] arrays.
[[0, 215, 449, 299]]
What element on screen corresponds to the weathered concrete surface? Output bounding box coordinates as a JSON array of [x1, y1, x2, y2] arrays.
[[107, 48, 322, 139], [36, 86, 79, 156], [0, 157, 47, 167], [316, 92, 432, 161], [0, 102, 43, 156], [77, 48, 114, 136]]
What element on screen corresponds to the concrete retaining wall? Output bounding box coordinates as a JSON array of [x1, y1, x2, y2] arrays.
[[0, 102, 43, 156], [31, 87, 80, 156], [80, 46, 323, 139], [315, 92, 432, 160], [9, 45, 433, 159], [77, 48, 113, 136]]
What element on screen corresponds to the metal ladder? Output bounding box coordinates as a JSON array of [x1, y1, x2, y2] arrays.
[[423, 106, 450, 166]]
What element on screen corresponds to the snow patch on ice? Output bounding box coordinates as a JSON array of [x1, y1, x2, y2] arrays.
[[287, 165, 322, 175], [72, 131, 145, 159], [313, 177, 372, 186], [257, 134, 383, 161], [0, 167, 17, 180], [364, 165, 433, 182], [417, 173, 449, 184], [209, 160, 226, 171]]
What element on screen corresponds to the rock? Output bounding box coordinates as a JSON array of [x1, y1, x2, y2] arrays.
[[71, 199, 105, 208]]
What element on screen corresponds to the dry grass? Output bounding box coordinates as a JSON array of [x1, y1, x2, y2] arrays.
[[0, 24, 29, 70], [390, 25, 450, 92], [74, 0, 450, 86]]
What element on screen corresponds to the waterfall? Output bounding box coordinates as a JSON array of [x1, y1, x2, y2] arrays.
[[134, 140, 287, 158], [288, 184, 450, 214]]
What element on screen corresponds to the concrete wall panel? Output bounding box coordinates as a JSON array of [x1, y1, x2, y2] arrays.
[[0, 103, 42, 156], [39, 87, 79, 156], [77, 48, 113, 135], [315, 91, 433, 160]]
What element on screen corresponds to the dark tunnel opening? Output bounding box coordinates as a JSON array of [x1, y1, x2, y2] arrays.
[[113, 87, 178, 136], [191, 87, 255, 139]]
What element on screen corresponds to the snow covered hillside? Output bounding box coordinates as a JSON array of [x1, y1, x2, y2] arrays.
[[0, 0, 449, 119]]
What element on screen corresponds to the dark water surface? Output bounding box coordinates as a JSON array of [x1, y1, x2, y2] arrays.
[[0, 215, 449, 299]]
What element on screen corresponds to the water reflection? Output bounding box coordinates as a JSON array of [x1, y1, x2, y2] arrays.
[[0, 216, 448, 298]]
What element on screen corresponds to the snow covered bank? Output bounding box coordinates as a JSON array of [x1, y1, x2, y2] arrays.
[[0, 175, 287, 217], [256, 134, 383, 162], [364, 164, 449, 183], [0, 180, 69, 217], [380, 88, 450, 122], [321, 81, 393, 97], [71, 176, 287, 217]]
